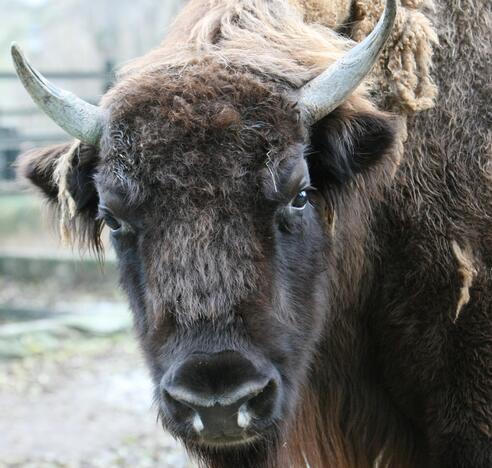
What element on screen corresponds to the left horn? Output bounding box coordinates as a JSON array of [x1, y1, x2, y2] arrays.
[[299, 0, 397, 125], [11, 43, 106, 146]]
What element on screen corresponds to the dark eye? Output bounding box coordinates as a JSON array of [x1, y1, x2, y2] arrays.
[[291, 190, 308, 209], [103, 213, 122, 231]]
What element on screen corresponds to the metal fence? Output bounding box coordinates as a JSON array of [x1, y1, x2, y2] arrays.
[[0, 65, 113, 180]]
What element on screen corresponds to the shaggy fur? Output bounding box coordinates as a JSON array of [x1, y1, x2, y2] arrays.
[[18, 142, 103, 252], [351, 0, 438, 114], [376, 0, 492, 465], [289, 0, 353, 27], [107, 0, 361, 92], [17, 0, 491, 467]]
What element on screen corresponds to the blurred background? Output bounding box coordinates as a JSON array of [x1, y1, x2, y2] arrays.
[[0, 1, 193, 466]]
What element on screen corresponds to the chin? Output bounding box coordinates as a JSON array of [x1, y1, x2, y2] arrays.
[[173, 424, 282, 468]]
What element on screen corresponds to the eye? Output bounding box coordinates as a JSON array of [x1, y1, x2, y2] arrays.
[[104, 213, 122, 231], [291, 190, 309, 209]]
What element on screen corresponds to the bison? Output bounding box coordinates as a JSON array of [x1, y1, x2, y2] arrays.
[[11, 0, 491, 466]]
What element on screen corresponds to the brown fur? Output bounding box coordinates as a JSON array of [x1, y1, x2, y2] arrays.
[[100, 64, 304, 325], [377, 0, 492, 464]]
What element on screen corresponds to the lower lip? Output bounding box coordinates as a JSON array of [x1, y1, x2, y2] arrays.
[[197, 433, 259, 448]]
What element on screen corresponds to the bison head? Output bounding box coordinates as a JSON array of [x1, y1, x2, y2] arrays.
[[12, 1, 397, 466]]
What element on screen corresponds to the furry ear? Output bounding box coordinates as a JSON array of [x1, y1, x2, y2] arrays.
[[17, 142, 103, 251], [307, 108, 395, 190]]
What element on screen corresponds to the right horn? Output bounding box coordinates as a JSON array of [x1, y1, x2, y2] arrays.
[[299, 0, 397, 125], [11, 42, 106, 146]]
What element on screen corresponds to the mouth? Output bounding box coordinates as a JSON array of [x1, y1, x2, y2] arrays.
[[196, 432, 261, 448]]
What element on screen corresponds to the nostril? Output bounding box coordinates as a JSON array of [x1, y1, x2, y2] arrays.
[[163, 389, 205, 434], [162, 389, 193, 419], [235, 379, 278, 430], [245, 379, 278, 419]]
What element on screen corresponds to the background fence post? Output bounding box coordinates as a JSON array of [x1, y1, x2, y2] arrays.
[[0, 127, 19, 180]]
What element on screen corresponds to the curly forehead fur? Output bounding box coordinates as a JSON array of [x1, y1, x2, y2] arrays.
[[98, 63, 304, 323], [102, 63, 303, 201]]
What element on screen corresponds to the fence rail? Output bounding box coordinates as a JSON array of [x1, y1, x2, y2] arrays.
[[0, 71, 107, 80]]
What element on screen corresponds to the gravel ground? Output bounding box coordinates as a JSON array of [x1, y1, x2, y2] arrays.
[[0, 334, 194, 468]]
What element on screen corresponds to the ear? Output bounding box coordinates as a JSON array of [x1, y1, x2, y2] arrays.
[[17, 142, 103, 250], [307, 108, 396, 189]]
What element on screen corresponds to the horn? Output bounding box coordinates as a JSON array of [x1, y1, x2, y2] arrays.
[[299, 0, 397, 125], [11, 43, 105, 146]]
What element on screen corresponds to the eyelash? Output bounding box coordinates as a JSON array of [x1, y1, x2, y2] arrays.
[[97, 207, 123, 232]]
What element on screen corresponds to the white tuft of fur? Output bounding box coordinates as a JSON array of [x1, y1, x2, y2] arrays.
[[451, 240, 477, 322], [53, 140, 80, 245]]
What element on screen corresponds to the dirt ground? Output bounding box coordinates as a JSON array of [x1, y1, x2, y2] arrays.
[[0, 334, 194, 468]]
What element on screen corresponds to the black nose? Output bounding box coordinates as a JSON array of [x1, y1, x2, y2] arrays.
[[160, 351, 279, 443]]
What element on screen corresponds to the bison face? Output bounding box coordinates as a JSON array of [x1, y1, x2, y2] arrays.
[[93, 68, 331, 455], [18, 65, 394, 466]]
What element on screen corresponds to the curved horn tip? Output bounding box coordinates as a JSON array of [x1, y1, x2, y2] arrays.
[[10, 42, 29, 68], [10, 42, 19, 56], [10, 42, 24, 68], [11, 43, 29, 75]]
